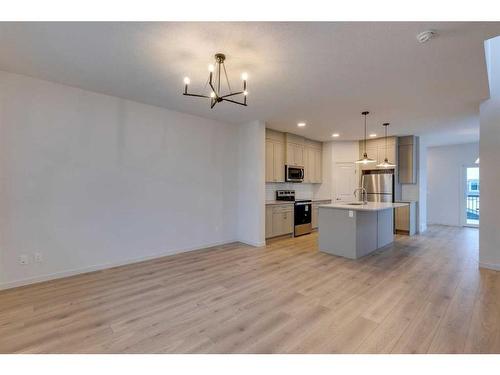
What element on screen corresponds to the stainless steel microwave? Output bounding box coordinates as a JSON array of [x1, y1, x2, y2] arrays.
[[285, 165, 304, 182]]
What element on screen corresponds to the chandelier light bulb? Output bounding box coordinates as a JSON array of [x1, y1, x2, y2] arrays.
[[243, 90, 248, 96], [210, 92, 216, 98], [183, 77, 190, 85], [208, 64, 215, 72], [241, 72, 248, 81]]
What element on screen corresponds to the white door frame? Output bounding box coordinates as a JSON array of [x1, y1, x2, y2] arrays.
[[461, 164, 479, 228]]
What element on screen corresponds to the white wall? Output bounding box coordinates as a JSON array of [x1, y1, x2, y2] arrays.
[[480, 98, 500, 270], [0, 71, 262, 289], [486, 35, 500, 98], [427, 142, 479, 226], [237, 121, 266, 247], [480, 36, 500, 271], [331, 141, 359, 163]]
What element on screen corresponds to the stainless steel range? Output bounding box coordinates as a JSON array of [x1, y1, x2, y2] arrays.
[[275, 190, 312, 237], [293, 199, 312, 236]]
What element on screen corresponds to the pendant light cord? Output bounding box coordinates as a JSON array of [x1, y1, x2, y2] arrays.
[[385, 124, 388, 159], [364, 114, 367, 154]]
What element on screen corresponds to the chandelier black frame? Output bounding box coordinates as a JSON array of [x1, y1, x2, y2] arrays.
[[183, 53, 248, 109]]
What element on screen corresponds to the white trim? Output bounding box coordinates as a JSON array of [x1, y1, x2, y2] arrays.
[[427, 222, 476, 228], [0, 239, 241, 291], [238, 239, 266, 247], [479, 262, 500, 271]]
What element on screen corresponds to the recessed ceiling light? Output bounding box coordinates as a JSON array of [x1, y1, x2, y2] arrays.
[[297, 122, 306, 127], [332, 133, 340, 138], [369, 133, 377, 138]]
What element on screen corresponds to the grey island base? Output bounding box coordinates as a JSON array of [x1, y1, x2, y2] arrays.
[[318, 202, 409, 259]]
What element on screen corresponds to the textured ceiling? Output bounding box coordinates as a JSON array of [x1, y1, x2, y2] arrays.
[[0, 22, 499, 144]]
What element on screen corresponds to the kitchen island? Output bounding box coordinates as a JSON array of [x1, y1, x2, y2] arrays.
[[318, 202, 408, 259]]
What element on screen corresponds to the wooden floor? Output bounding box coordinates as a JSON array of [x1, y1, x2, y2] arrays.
[[1, 225, 499, 353]]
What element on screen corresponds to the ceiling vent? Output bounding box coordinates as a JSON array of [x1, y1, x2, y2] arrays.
[[417, 30, 437, 44]]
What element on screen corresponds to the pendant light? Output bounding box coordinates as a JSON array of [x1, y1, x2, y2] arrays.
[[377, 123, 396, 168], [355, 111, 376, 164]]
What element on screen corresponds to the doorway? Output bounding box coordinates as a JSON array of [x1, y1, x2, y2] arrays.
[[333, 163, 357, 202], [463, 165, 479, 227]]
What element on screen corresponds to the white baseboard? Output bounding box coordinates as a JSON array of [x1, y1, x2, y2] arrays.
[[479, 262, 500, 271], [0, 239, 238, 291], [242, 240, 266, 247]]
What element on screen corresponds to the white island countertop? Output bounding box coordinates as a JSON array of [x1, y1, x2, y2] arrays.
[[319, 202, 408, 211]]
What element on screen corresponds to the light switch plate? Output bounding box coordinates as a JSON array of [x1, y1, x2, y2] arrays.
[[348, 210, 354, 218]]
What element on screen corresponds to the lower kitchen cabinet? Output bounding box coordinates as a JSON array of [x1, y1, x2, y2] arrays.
[[312, 200, 332, 229], [312, 205, 318, 229], [266, 200, 332, 239], [265, 204, 294, 239], [394, 201, 417, 235]]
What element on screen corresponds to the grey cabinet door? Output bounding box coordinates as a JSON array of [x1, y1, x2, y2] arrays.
[[398, 144, 416, 184]]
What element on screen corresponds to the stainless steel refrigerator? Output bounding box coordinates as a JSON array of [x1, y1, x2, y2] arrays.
[[361, 171, 394, 202]]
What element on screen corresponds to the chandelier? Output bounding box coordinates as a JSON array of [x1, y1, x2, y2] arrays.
[[183, 53, 248, 109]]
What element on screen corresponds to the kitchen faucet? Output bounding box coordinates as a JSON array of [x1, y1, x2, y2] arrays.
[[353, 187, 368, 204]]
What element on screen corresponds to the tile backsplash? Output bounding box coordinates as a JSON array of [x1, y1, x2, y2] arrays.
[[266, 182, 325, 201]]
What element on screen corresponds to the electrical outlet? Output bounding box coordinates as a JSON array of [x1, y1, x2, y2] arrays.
[[18, 255, 29, 265], [34, 252, 43, 263], [348, 210, 354, 218]]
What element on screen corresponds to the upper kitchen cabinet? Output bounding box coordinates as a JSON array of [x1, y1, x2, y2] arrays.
[[265, 129, 323, 184], [398, 136, 417, 184], [304, 139, 322, 183], [358, 137, 397, 170], [265, 129, 285, 183], [285, 133, 305, 167], [378, 144, 397, 167]]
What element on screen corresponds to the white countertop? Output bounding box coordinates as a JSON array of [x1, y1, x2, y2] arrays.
[[265, 200, 294, 205], [265, 198, 332, 205], [318, 202, 408, 211]]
